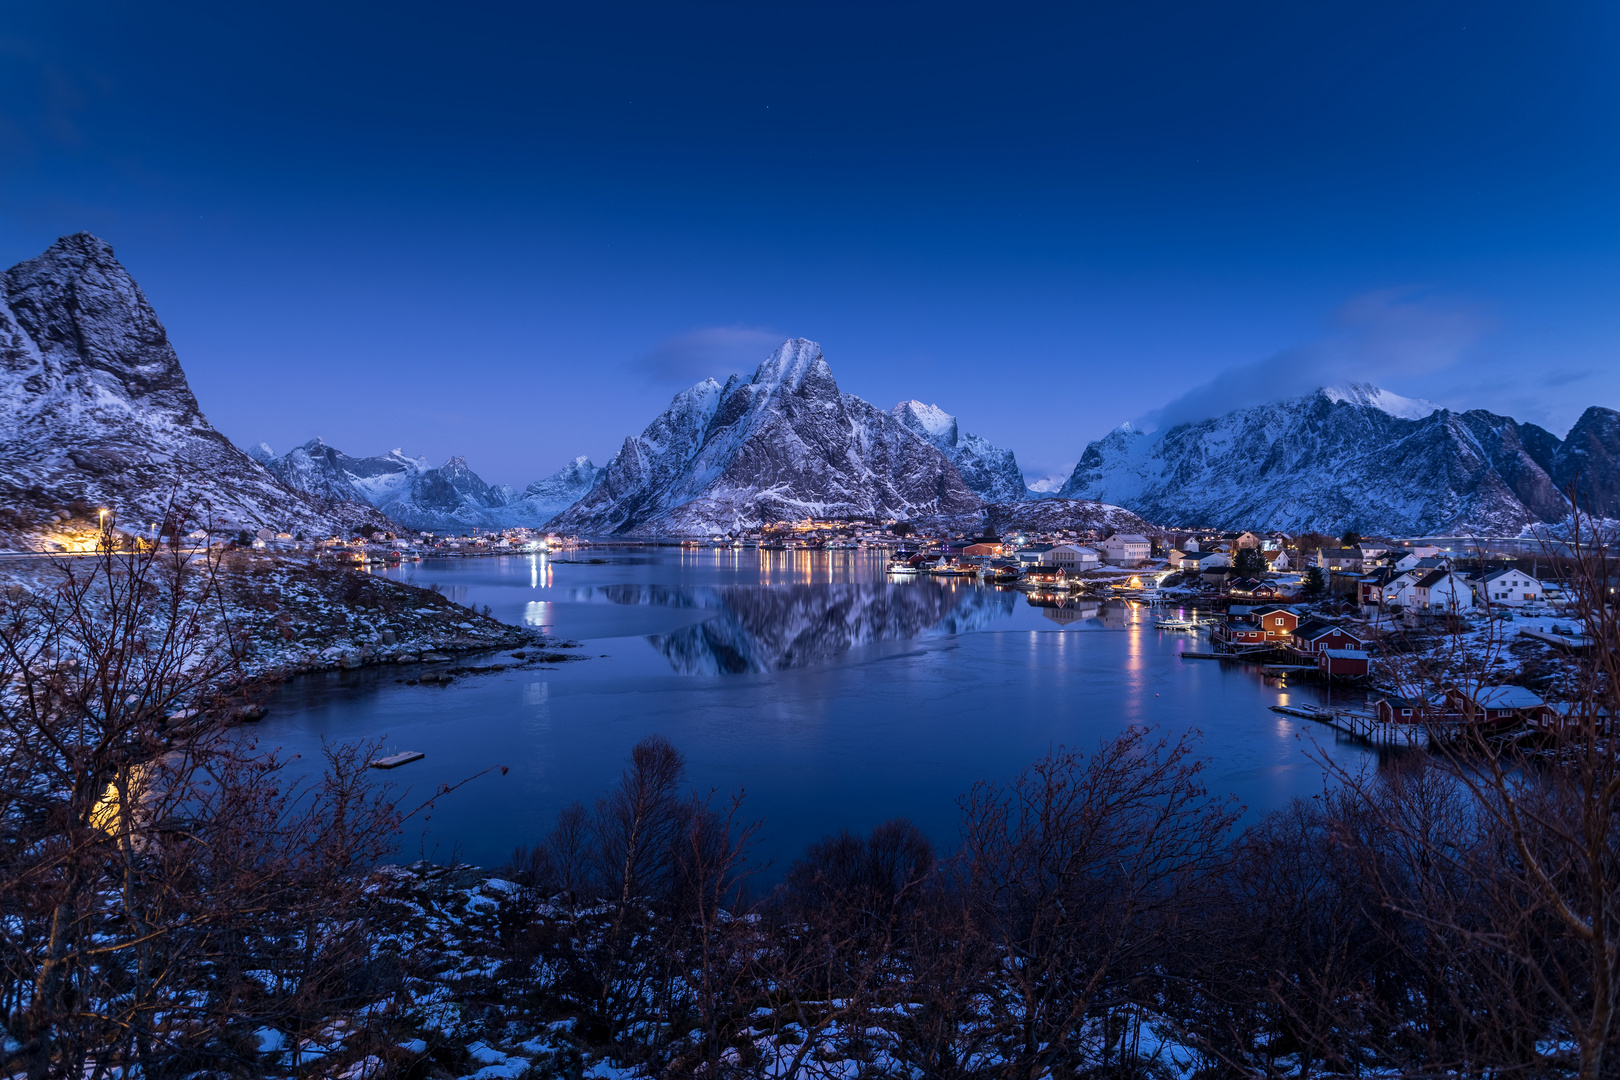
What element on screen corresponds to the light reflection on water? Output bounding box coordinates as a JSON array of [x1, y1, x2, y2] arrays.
[[271, 548, 1390, 872]]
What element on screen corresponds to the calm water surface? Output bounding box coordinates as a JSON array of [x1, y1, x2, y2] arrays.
[[254, 548, 1385, 871]]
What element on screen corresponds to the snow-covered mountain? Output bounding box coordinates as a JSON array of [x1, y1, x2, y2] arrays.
[[0, 233, 390, 547], [258, 439, 598, 532], [891, 400, 1028, 502], [1060, 384, 1619, 535], [550, 339, 982, 536], [518, 455, 602, 520]]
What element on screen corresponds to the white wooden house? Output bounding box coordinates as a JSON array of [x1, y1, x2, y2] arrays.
[[1411, 570, 1475, 614], [1098, 533, 1151, 565], [1470, 568, 1544, 607]]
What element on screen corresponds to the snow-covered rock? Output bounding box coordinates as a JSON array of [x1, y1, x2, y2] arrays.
[[891, 399, 1028, 502], [550, 339, 982, 536], [1058, 386, 1592, 535], [0, 233, 391, 545]]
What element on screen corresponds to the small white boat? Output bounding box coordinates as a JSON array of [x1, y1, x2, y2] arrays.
[[1155, 618, 1196, 630]]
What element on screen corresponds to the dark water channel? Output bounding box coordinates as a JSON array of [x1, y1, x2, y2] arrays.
[[254, 548, 1385, 873]]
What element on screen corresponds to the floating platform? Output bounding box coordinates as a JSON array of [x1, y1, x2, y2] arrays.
[[370, 751, 425, 770]]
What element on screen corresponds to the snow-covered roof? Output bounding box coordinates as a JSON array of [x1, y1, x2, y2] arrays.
[[1463, 685, 1547, 710], [1480, 567, 1538, 583]]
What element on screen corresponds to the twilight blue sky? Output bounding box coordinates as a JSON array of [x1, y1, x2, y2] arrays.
[[2, 1, 1617, 486]]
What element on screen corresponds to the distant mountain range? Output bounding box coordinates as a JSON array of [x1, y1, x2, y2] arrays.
[[0, 233, 392, 547], [1060, 382, 1620, 535], [6, 232, 1616, 546], [250, 440, 599, 532]]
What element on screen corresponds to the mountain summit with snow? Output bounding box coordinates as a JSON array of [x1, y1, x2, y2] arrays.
[[550, 339, 982, 535], [1061, 384, 1620, 534], [890, 400, 1029, 502], [1320, 382, 1439, 420], [0, 233, 389, 545]]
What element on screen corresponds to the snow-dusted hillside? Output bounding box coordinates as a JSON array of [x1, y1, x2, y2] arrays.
[[0, 233, 390, 547], [551, 339, 982, 536], [891, 400, 1028, 502], [259, 439, 598, 532], [1059, 386, 1611, 535]]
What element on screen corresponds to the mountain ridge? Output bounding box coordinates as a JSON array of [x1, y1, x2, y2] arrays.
[[256, 439, 599, 532], [1061, 385, 1620, 534]]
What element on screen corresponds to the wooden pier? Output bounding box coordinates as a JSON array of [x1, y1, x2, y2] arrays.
[[1269, 705, 1424, 747]]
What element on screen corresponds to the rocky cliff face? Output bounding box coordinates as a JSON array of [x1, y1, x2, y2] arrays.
[[891, 400, 1028, 502], [1059, 383, 1613, 535], [0, 233, 389, 547], [259, 439, 599, 532], [550, 339, 982, 535], [1551, 406, 1620, 519]]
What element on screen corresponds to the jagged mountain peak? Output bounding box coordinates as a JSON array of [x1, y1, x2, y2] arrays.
[[1320, 382, 1439, 420], [892, 400, 959, 446], [751, 337, 829, 394], [890, 398, 1027, 502]]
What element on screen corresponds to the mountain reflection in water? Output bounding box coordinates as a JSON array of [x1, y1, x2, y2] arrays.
[[592, 581, 1019, 674]]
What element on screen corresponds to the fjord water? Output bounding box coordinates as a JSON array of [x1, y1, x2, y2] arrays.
[[256, 549, 1380, 872]]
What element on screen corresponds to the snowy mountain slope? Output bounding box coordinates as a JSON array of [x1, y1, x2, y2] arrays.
[[551, 339, 982, 536], [891, 399, 1028, 502], [260, 439, 598, 532], [516, 456, 601, 520], [1059, 386, 1603, 534], [0, 233, 390, 547]]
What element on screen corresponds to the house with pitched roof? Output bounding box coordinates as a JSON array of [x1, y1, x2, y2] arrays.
[[1293, 621, 1368, 654], [1445, 684, 1553, 726], [1468, 568, 1544, 607], [1411, 570, 1475, 614], [1098, 533, 1152, 565]]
